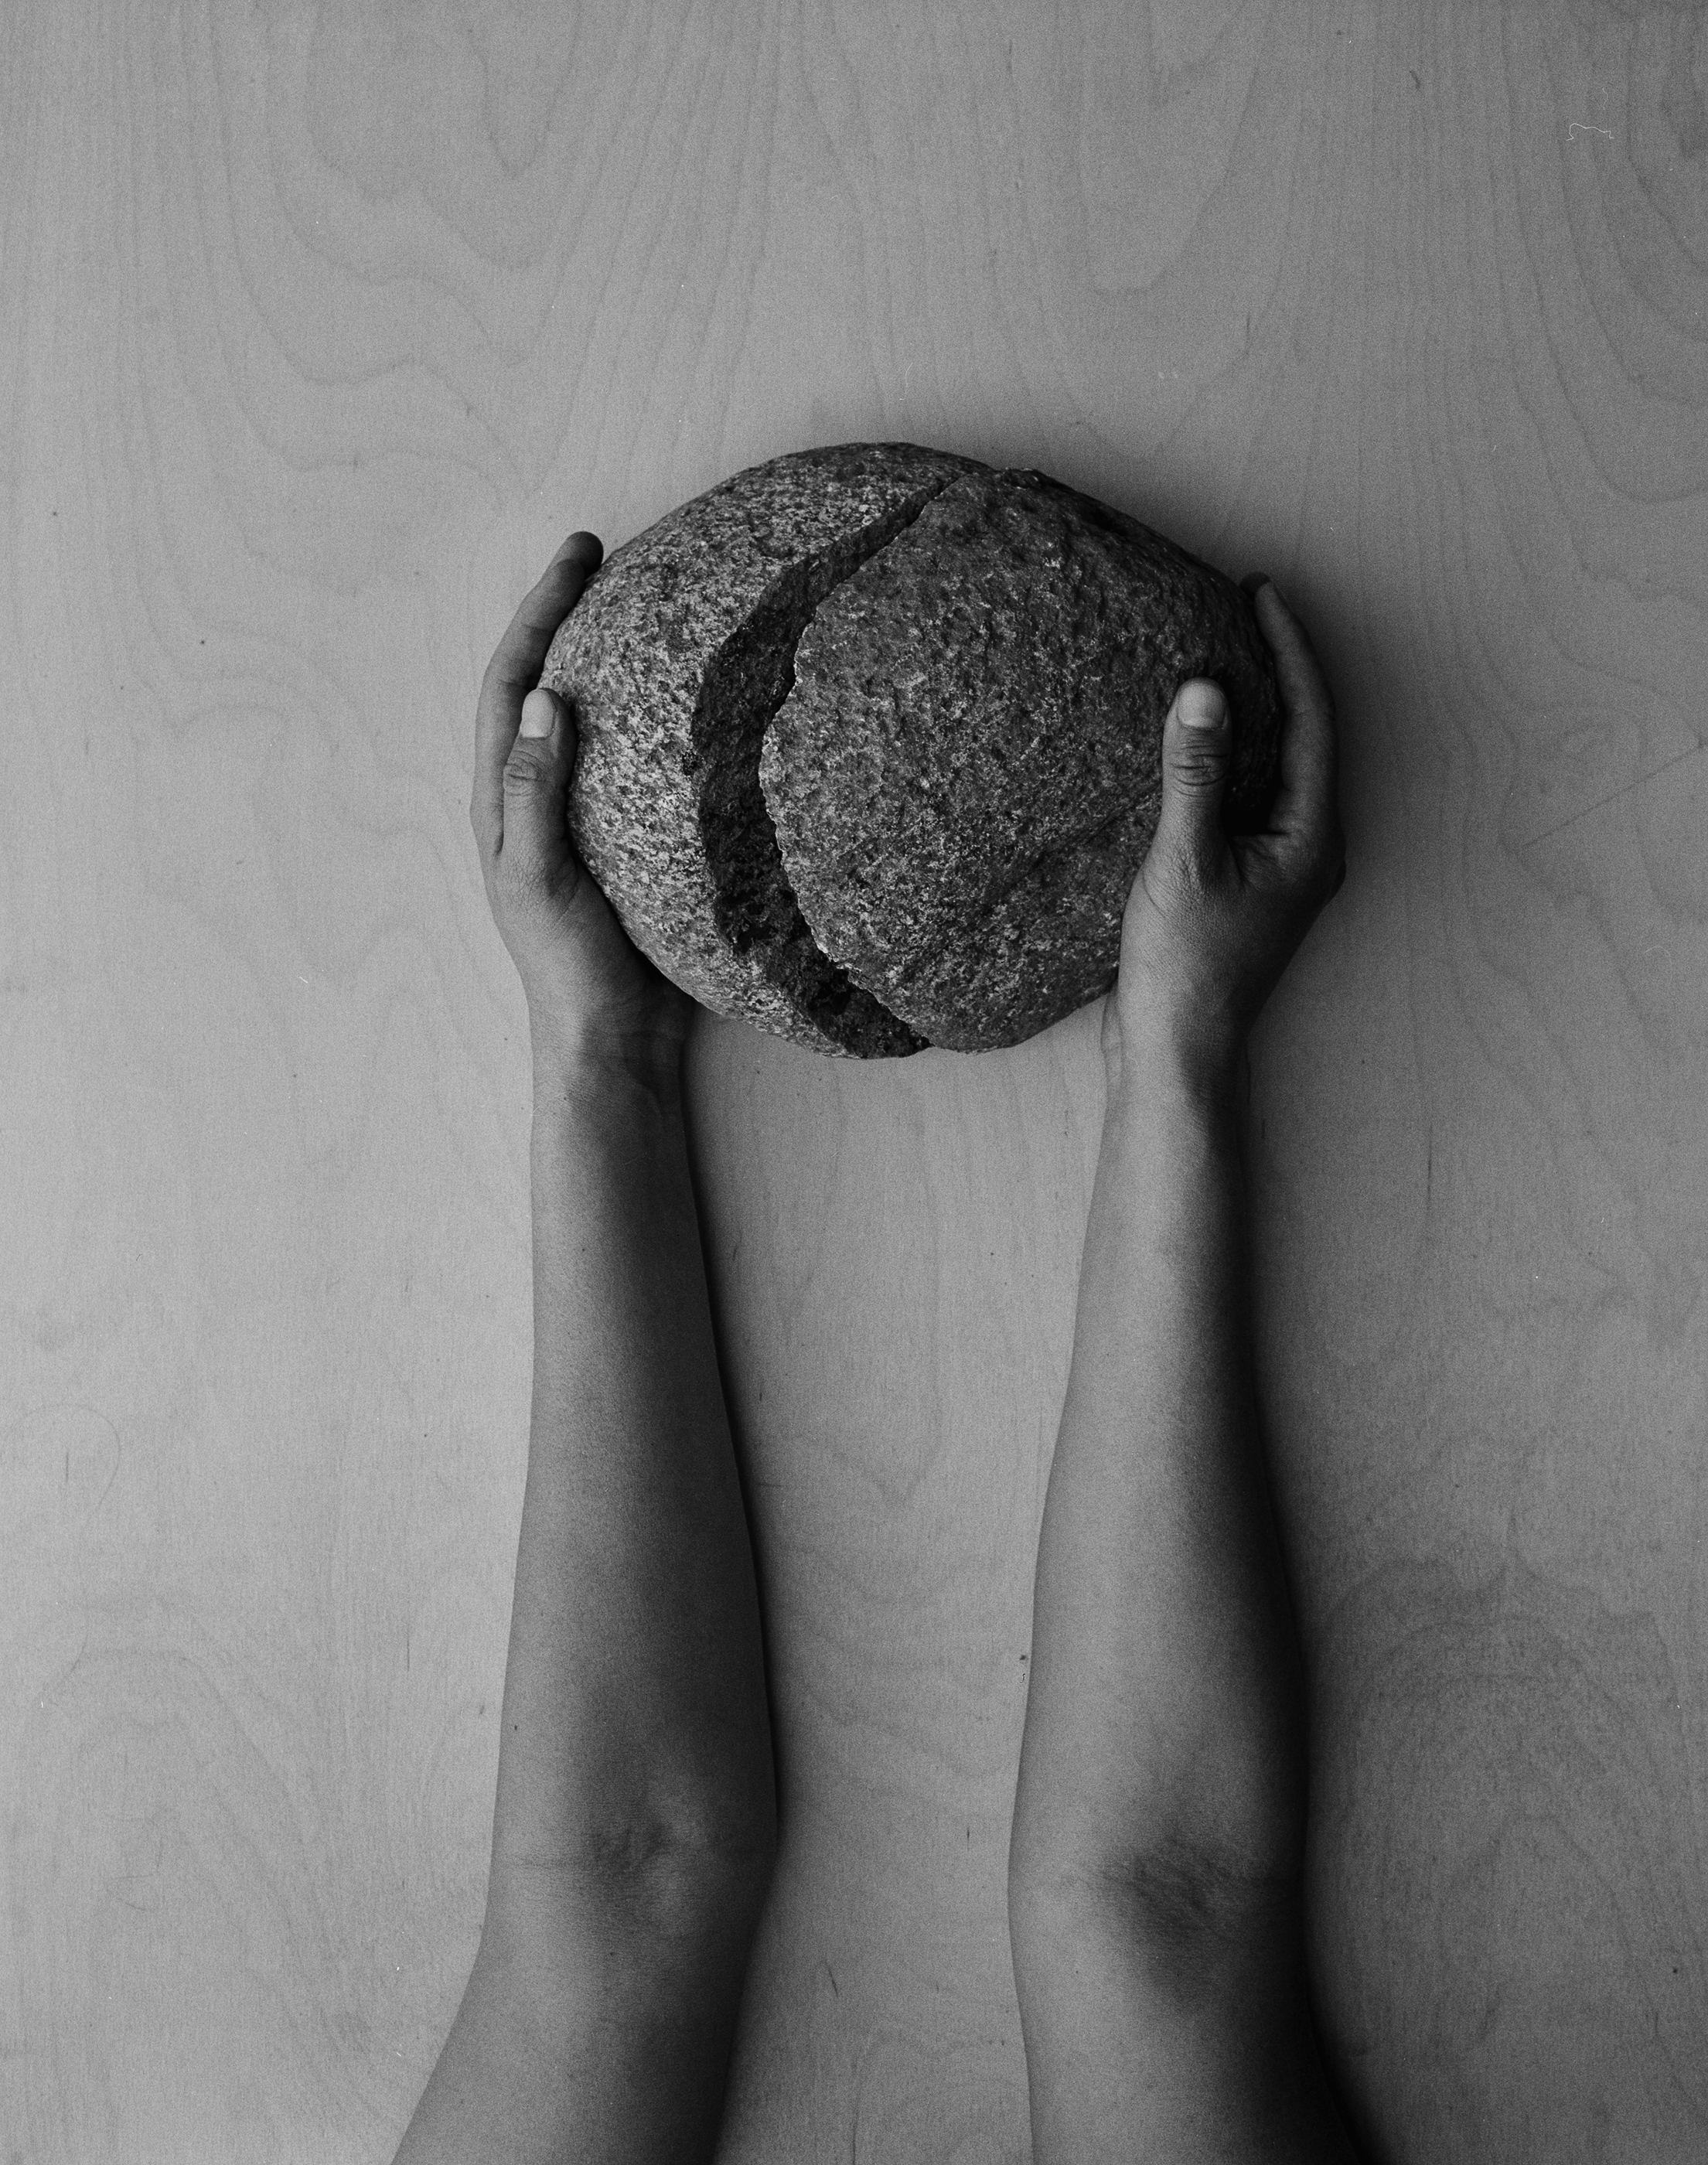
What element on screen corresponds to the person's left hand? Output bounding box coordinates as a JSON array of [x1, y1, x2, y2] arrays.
[[471, 532, 694, 1077]]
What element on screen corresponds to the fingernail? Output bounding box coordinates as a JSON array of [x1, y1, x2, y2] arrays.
[[1180, 683, 1226, 730], [519, 688, 557, 738]]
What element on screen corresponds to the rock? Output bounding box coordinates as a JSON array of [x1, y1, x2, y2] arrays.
[[761, 463, 1282, 1052], [540, 442, 977, 1057], [540, 442, 1281, 1058]]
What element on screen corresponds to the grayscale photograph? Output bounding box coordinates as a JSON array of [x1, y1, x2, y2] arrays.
[[3, 5, 1704, 2160]]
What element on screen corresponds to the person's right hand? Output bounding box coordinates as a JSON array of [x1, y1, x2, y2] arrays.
[[1102, 575, 1347, 1089]]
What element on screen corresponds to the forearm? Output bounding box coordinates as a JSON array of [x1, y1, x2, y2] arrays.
[[1011, 1030, 1306, 1896], [486, 1042, 776, 1895]]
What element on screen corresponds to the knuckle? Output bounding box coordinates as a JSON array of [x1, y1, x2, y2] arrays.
[[1171, 748, 1226, 793]]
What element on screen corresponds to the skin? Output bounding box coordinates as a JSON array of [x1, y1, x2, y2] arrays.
[[1103, 598, 1347, 1086], [471, 530, 697, 1083], [395, 535, 776, 2164], [397, 534, 1355, 2161], [1008, 584, 1359, 2161]]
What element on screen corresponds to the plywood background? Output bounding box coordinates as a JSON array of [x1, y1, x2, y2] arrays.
[[4, 3, 1706, 2160]]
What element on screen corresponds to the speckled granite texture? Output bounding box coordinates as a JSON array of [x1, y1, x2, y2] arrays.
[[761, 465, 1282, 1052], [541, 442, 1281, 1059], [540, 442, 978, 1057]]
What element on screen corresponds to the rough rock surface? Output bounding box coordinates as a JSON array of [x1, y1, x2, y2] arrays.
[[540, 442, 980, 1056], [541, 442, 1281, 1059], [761, 465, 1282, 1052]]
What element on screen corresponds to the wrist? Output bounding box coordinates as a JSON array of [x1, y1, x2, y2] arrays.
[[529, 1015, 685, 1117], [1103, 1007, 1243, 1122]]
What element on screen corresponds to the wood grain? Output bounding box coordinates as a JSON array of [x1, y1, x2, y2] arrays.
[[2, 2, 1705, 2160]]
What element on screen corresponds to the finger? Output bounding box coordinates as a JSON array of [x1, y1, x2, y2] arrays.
[[472, 532, 602, 847], [1149, 680, 1235, 883], [499, 686, 575, 881], [1246, 578, 1342, 868]]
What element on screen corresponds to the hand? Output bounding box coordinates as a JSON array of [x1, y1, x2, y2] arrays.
[[1102, 575, 1346, 1088], [471, 533, 695, 1077]]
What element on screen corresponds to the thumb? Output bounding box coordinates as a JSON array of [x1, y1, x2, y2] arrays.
[[1152, 680, 1233, 879], [503, 687, 576, 873]]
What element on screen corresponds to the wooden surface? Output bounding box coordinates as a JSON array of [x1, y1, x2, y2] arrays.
[[4, 3, 1706, 2159]]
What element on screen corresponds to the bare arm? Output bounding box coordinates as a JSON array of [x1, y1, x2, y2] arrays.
[[466, 537, 777, 1894], [392, 540, 777, 2160], [1008, 1028, 1352, 2159], [486, 1047, 776, 1891], [1007, 581, 1357, 2160], [1011, 1031, 1303, 1902]]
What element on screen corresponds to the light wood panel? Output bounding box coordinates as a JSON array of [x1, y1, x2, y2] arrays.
[[3, 3, 1705, 2160]]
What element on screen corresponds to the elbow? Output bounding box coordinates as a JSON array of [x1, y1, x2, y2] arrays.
[[1009, 1780, 1311, 2013], [1087, 1824, 1303, 1988], [487, 1788, 779, 1946], [635, 1781, 779, 1942], [1009, 1819, 1308, 2019], [671, 1809, 780, 1901], [664, 1761, 780, 1886], [1009, 1723, 1311, 2000]]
